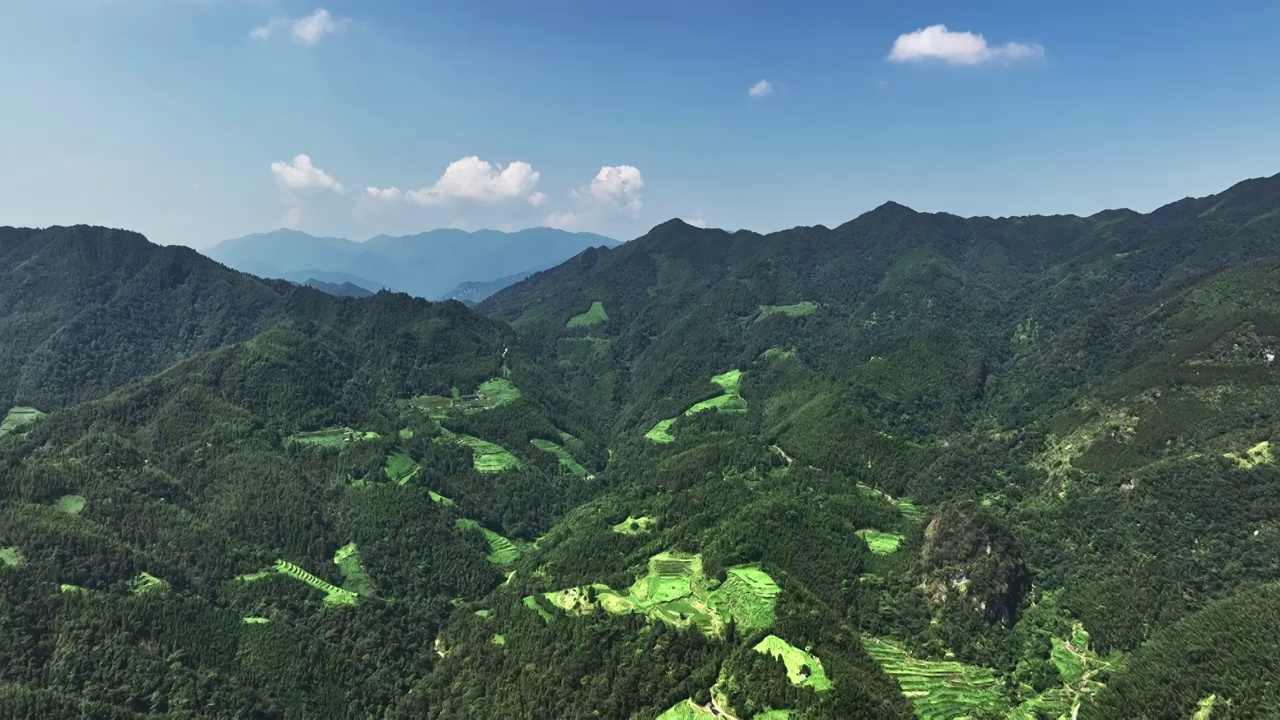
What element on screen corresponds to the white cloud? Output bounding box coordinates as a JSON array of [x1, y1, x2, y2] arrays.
[[887, 25, 1044, 65], [365, 156, 544, 209], [747, 79, 774, 98], [280, 207, 304, 228], [251, 9, 344, 46], [542, 211, 581, 230], [271, 154, 344, 194], [572, 165, 644, 217], [683, 215, 707, 228]]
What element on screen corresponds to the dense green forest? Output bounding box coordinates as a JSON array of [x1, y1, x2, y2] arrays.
[[2, 172, 1280, 719]]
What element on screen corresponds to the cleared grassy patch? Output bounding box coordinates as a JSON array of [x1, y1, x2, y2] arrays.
[[757, 302, 817, 320], [856, 529, 904, 555], [531, 438, 589, 476], [655, 700, 716, 719], [0, 406, 45, 436], [474, 609, 491, 618], [491, 634, 506, 645], [1, 546, 25, 567], [236, 571, 272, 583], [384, 451, 420, 485], [647, 370, 747, 443], [456, 519, 521, 565], [523, 594, 554, 623], [864, 636, 1007, 719], [287, 427, 381, 448], [274, 559, 358, 606], [439, 428, 521, 473], [54, 495, 86, 515], [611, 515, 657, 535], [242, 617, 271, 625], [473, 378, 522, 409], [129, 572, 170, 596], [428, 489, 455, 506], [753, 635, 833, 691], [1225, 440, 1272, 469], [1193, 695, 1218, 720], [334, 542, 376, 595], [566, 301, 609, 328], [755, 711, 792, 719]]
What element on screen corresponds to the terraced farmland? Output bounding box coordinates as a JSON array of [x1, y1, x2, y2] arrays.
[[456, 519, 521, 565], [646, 370, 747, 443], [287, 427, 380, 448], [334, 542, 376, 595], [753, 635, 833, 691], [710, 566, 780, 630], [531, 438, 589, 476], [0, 406, 45, 436], [566, 300, 609, 328], [384, 451, 420, 485], [129, 572, 170, 596], [856, 529, 904, 555], [440, 429, 521, 472], [757, 301, 818, 320], [863, 636, 1007, 719], [273, 559, 358, 606]]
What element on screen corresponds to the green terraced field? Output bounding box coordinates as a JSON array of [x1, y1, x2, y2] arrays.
[[523, 594, 554, 623], [611, 515, 657, 535], [0, 546, 24, 567], [856, 529, 904, 555], [440, 429, 521, 472], [456, 519, 521, 565], [646, 370, 747, 443], [384, 451, 420, 485], [242, 617, 271, 624], [655, 700, 716, 719], [757, 301, 818, 320], [531, 438, 589, 476], [274, 559, 358, 606], [710, 566, 781, 630], [473, 378, 522, 409], [428, 489, 455, 506], [629, 552, 702, 605], [236, 571, 272, 583], [755, 711, 792, 720], [287, 427, 381, 448], [0, 406, 45, 436], [753, 635, 833, 691], [863, 636, 1007, 719], [566, 300, 609, 328], [54, 495, 86, 515], [129, 572, 170, 596], [334, 543, 376, 595]]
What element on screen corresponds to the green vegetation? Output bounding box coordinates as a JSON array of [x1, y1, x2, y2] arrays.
[[712, 566, 781, 631], [334, 542, 376, 595], [0, 546, 24, 567], [523, 594, 554, 623], [856, 529, 903, 555], [864, 636, 1006, 718], [566, 300, 608, 327], [753, 635, 833, 691], [0, 406, 45, 436], [645, 418, 677, 444], [242, 617, 271, 624], [757, 301, 818, 320], [531, 438, 589, 476], [1192, 695, 1218, 719], [491, 634, 505, 645], [428, 489, 456, 506], [456, 519, 521, 565], [655, 700, 716, 719], [273, 559, 358, 606], [53, 495, 86, 515], [611, 514, 657, 535], [383, 450, 421, 484]]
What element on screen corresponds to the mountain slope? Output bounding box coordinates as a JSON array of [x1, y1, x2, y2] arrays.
[[206, 226, 620, 300], [303, 278, 375, 298]]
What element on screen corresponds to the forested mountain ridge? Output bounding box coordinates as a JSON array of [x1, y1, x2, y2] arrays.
[[3, 172, 1280, 719]]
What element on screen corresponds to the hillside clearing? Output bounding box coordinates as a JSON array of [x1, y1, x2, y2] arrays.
[[334, 542, 376, 595], [384, 451, 420, 485], [456, 519, 521, 565], [531, 438, 589, 476], [287, 427, 380, 448], [440, 428, 521, 472], [856, 529, 904, 555], [0, 547, 24, 567], [54, 495, 86, 515], [753, 635, 833, 691], [611, 515, 657, 535], [864, 636, 1006, 718], [646, 369, 747, 443], [273, 559, 358, 606], [0, 406, 45, 436], [567, 301, 609, 328], [757, 302, 817, 320]]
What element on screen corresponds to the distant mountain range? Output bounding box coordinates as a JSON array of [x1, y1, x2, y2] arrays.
[[204, 227, 619, 300], [302, 278, 375, 298]]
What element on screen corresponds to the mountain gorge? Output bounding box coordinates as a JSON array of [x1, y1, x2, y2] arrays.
[[207, 227, 619, 301], [2, 172, 1280, 719]]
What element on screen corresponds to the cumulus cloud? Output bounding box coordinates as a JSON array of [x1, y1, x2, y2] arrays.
[[252, 9, 344, 46], [572, 165, 644, 217], [683, 215, 707, 228], [887, 25, 1044, 65], [542, 211, 581, 231], [747, 79, 774, 98], [271, 154, 344, 193], [364, 156, 544, 210]]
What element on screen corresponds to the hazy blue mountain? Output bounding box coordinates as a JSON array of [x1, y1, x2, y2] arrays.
[[439, 269, 537, 304], [205, 226, 619, 299], [280, 269, 386, 293], [303, 278, 376, 298]]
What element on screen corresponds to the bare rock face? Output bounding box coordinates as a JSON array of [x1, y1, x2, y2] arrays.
[[921, 502, 1031, 627]]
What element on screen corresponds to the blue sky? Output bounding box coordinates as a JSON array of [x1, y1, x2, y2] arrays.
[[1, 0, 1278, 247]]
